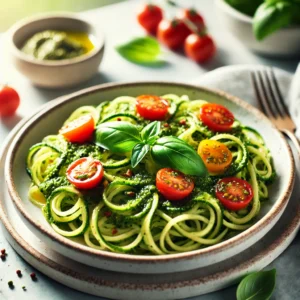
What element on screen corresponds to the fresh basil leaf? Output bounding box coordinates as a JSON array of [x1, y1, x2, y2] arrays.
[[95, 121, 141, 153], [131, 143, 150, 168], [151, 136, 207, 176], [253, 1, 293, 40], [236, 269, 276, 300], [141, 121, 161, 143], [116, 37, 165, 66], [225, 0, 263, 16]]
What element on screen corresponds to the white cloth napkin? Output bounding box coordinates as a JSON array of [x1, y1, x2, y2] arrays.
[[289, 63, 300, 137], [193, 64, 300, 138]]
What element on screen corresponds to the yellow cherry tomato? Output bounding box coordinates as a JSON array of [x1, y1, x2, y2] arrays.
[[198, 140, 232, 174]]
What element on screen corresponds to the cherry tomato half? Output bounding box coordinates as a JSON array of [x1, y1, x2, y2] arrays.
[[0, 85, 20, 117], [59, 114, 95, 143], [136, 95, 169, 120], [156, 168, 194, 201], [66, 157, 104, 189], [215, 177, 254, 211], [177, 8, 205, 31], [137, 4, 163, 34], [199, 103, 234, 132], [198, 140, 232, 175], [184, 34, 216, 63], [157, 19, 190, 49]]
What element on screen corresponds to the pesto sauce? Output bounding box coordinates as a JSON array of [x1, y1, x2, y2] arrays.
[[22, 30, 93, 61]]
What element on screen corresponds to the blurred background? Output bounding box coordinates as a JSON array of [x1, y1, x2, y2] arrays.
[[0, 0, 124, 31]]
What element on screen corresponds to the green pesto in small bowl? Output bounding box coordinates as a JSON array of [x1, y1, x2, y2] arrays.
[[21, 30, 95, 61]]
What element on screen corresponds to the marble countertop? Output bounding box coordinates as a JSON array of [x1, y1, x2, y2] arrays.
[[0, 0, 299, 299]]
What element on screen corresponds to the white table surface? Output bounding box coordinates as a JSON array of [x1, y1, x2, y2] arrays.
[[0, 0, 299, 299]]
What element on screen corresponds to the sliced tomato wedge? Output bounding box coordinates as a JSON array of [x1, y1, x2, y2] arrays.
[[215, 177, 253, 211], [66, 157, 104, 189], [198, 140, 232, 175], [136, 95, 169, 121], [59, 114, 95, 143], [199, 103, 234, 132], [156, 168, 194, 201]]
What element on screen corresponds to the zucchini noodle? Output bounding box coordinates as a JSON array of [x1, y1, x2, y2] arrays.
[[26, 94, 276, 254]]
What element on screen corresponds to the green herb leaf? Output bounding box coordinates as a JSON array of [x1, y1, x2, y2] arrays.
[[95, 121, 141, 153], [141, 121, 161, 143], [225, 0, 263, 16], [131, 143, 150, 168], [253, 1, 294, 40], [236, 269, 276, 300], [116, 37, 164, 66], [151, 136, 207, 176]]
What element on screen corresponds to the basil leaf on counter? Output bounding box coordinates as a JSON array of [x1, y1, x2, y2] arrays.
[[131, 143, 150, 168], [141, 121, 161, 144], [151, 136, 207, 176], [116, 37, 164, 65], [95, 121, 141, 153], [236, 269, 276, 300], [253, 1, 294, 40]]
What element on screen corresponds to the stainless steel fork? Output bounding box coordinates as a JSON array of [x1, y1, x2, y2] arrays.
[[251, 67, 300, 155]]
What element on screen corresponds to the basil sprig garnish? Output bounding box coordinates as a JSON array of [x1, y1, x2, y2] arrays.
[[95, 121, 141, 153], [236, 269, 276, 300], [95, 121, 207, 176]]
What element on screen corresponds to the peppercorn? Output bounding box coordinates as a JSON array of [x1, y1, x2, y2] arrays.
[[16, 270, 22, 277], [123, 169, 133, 177], [126, 191, 135, 197], [8, 281, 14, 289], [30, 272, 37, 281]]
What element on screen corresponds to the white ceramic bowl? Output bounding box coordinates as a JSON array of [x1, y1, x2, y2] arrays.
[[215, 0, 300, 57], [7, 13, 105, 88], [4, 82, 295, 274]]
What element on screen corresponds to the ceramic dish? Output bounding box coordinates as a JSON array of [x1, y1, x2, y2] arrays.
[[7, 13, 105, 88], [1, 128, 300, 299], [215, 0, 300, 58], [4, 82, 295, 274]]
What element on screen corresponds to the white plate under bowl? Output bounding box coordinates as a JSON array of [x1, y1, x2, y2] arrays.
[[4, 82, 295, 274], [1, 127, 300, 299]]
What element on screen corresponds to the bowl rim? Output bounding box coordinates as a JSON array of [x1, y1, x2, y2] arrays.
[[7, 12, 104, 67], [216, 0, 300, 30], [4, 81, 295, 264]]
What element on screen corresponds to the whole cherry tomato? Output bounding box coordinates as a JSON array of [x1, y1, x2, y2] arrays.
[[178, 8, 205, 31], [184, 33, 216, 63], [0, 85, 20, 117], [137, 4, 163, 34], [157, 19, 190, 49]]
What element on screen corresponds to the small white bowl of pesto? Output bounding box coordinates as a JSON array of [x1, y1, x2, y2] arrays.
[[7, 13, 105, 89]]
